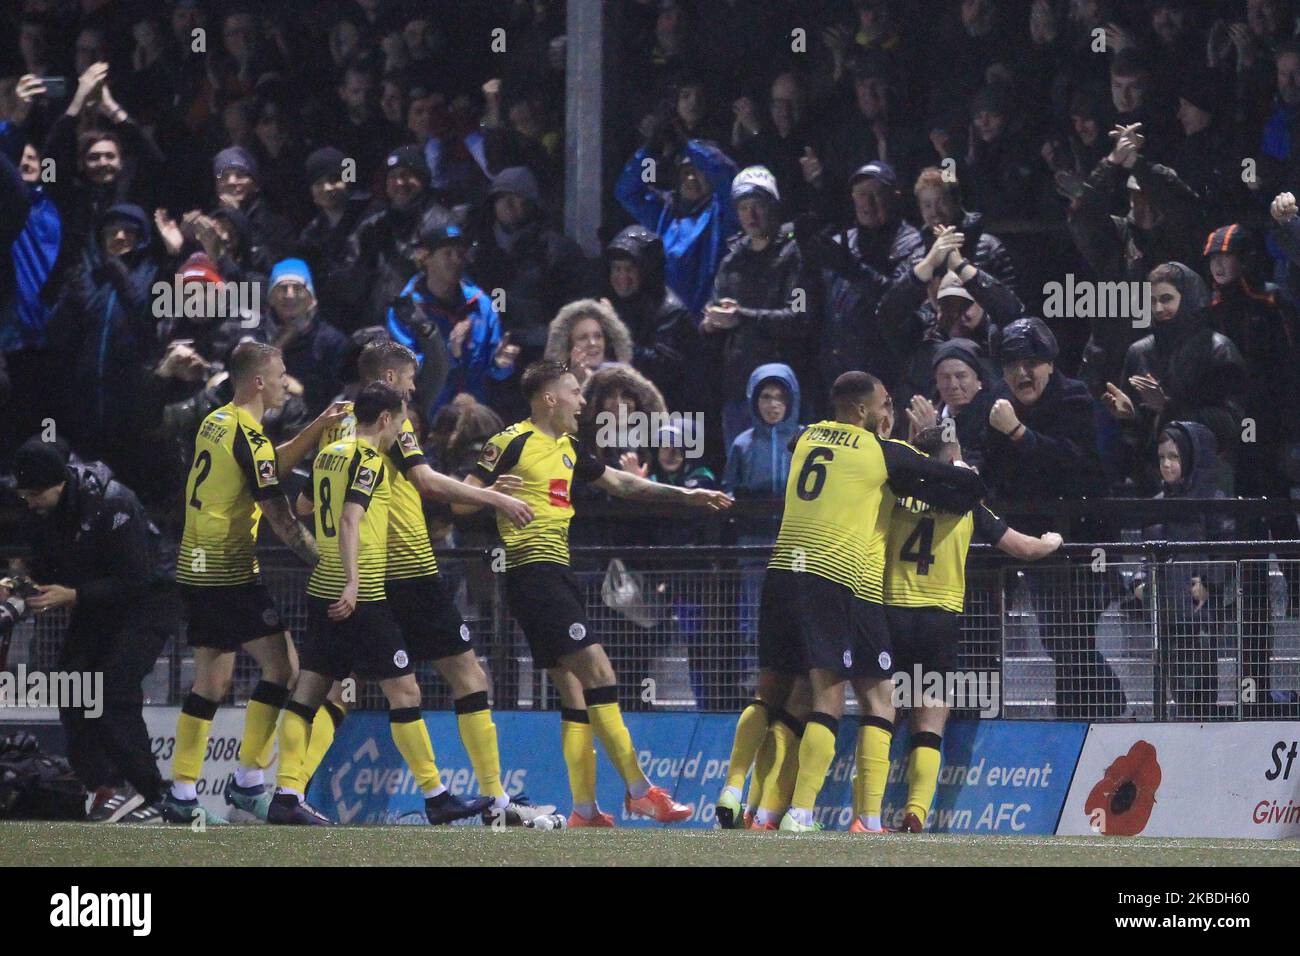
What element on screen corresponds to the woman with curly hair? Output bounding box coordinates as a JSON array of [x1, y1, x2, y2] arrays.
[[543, 298, 633, 387]]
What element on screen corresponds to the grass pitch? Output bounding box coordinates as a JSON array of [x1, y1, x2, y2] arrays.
[[2, 821, 1295, 867]]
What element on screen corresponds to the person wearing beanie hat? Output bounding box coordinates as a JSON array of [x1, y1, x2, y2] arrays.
[[911, 336, 996, 472], [11, 436, 68, 501], [209, 141, 295, 275], [467, 165, 590, 390], [730, 165, 780, 206], [297, 147, 376, 330], [984, 319, 1124, 721], [304, 147, 347, 188], [386, 144, 431, 192], [265, 256, 351, 414], [11, 431, 172, 820]]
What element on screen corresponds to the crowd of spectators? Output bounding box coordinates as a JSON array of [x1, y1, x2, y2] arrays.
[[3, 0, 1300, 714], [0, 2, 1296, 551]]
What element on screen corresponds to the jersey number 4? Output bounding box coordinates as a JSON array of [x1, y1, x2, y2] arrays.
[[795, 448, 834, 501], [900, 517, 936, 575]]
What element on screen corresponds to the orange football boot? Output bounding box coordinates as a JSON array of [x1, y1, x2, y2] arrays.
[[626, 785, 692, 823], [567, 809, 616, 828]]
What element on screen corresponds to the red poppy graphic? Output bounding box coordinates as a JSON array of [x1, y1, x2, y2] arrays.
[[1084, 740, 1161, 836]]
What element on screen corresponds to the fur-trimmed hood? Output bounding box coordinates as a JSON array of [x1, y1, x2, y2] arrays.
[[577, 362, 667, 450], [543, 297, 634, 365]]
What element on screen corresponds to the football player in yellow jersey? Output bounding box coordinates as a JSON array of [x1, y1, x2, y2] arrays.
[[295, 341, 556, 826], [457, 361, 733, 827], [162, 341, 347, 824], [848, 425, 1061, 833], [267, 382, 449, 824], [711, 372, 986, 833]]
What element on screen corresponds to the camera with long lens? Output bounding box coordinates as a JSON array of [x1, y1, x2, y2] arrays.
[[0, 576, 38, 640]]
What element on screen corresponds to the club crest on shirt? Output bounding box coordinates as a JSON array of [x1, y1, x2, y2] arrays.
[[460, 624, 471, 642], [257, 459, 277, 486], [355, 466, 377, 491], [562, 453, 574, 469], [878, 651, 892, 671], [393, 650, 409, 668], [569, 622, 586, 641]]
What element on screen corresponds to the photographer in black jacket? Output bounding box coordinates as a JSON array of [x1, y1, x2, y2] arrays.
[[8, 437, 168, 822]]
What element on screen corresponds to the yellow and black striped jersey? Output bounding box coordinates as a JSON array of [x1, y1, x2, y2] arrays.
[[306, 437, 391, 602], [317, 406, 437, 580], [768, 421, 889, 601], [472, 419, 605, 569], [178, 402, 281, 586], [884, 494, 1006, 613]]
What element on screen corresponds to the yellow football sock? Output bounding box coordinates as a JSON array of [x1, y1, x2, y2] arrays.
[[300, 702, 345, 782], [586, 690, 646, 789], [852, 726, 870, 818], [173, 693, 219, 785], [791, 713, 838, 811], [237, 681, 289, 768], [759, 716, 801, 813], [455, 693, 505, 799], [561, 710, 597, 806], [861, 718, 894, 819], [747, 726, 776, 809], [905, 733, 943, 826], [274, 701, 315, 794], [389, 708, 441, 792], [724, 699, 770, 791]]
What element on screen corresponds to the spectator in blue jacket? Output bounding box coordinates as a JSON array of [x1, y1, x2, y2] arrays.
[[722, 361, 800, 697], [723, 362, 801, 545], [615, 136, 738, 314], [387, 212, 520, 418]]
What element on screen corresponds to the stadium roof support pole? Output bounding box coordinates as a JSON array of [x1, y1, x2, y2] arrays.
[[564, 0, 604, 256]]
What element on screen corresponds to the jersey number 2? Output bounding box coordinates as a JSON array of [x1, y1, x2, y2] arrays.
[[900, 517, 936, 575], [189, 450, 212, 509], [795, 448, 834, 501]]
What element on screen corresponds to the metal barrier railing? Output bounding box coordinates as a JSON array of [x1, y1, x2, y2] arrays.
[[6, 541, 1299, 721]]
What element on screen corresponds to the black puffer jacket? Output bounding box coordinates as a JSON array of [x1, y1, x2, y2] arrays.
[[602, 225, 696, 410], [709, 227, 815, 405], [24, 460, 156, 633], [467, 209, 593, 358], [813, 217, 924, 402], [1117, 264, 1247, 491], [984, 368, 1108, 537], [338, 194, 449, 330]]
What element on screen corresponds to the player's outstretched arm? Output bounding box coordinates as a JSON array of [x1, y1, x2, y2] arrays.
[[592, 466, 734, 510], [275, 401, 351, 473], [995, 528, 1063, 561], [263, 495, 319, 567], [411, 464, 533, 528]]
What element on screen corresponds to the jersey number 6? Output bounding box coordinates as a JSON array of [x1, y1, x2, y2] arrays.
[[795, 447, 834, 501]]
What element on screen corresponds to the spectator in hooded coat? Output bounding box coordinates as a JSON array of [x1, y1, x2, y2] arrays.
[[602, 224, 696, 412], [1102, 261, 1247, 494], [616, 135, 738, 314], [46, 203, 164, 500]]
